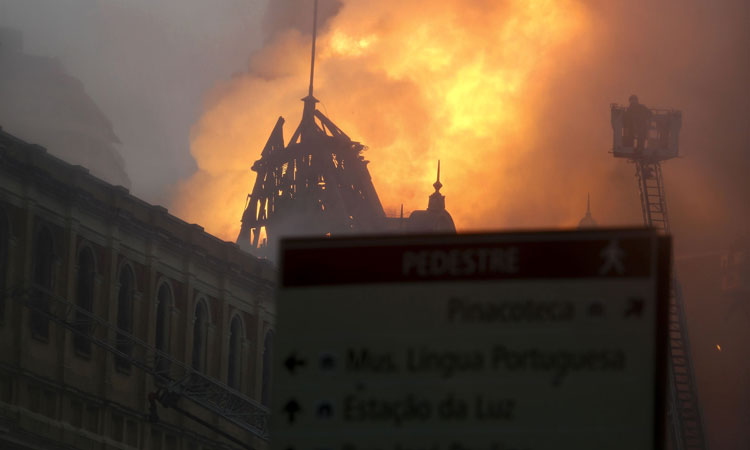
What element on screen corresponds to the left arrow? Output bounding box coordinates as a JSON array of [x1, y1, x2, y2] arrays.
[[284, 399, 301, 423], [285, 352, 308, 374]]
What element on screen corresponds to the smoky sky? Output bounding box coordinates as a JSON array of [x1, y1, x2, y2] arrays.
[[263, 0, 342, 39], [0, 0, 267, 205], [0, 2, 747, 448], [190, 0, 748, 260], [0, 0, 748, 256], [557, 0, 750, 256]]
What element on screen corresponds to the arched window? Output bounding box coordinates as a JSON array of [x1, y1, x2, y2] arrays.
[[115, 264, 135, 371], [0, 210, 9, 324], [31, 227, 55, 339], [261, 329, 274, 406], [73, 247, 96, 355], [154, 282, 172, 376], [227, 316, 243, 389], [191, 300, 209, 373]]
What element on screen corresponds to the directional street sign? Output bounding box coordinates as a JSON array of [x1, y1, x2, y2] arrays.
[[274, 229, 669, 450]]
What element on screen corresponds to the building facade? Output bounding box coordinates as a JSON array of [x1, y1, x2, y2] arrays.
[[0, 129, 276, 450]]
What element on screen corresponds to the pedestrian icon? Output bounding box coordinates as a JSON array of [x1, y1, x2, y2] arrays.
[[599, 240, 625, 275]]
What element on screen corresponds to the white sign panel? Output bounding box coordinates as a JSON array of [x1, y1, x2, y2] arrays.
[[273, 229, 669, 450]]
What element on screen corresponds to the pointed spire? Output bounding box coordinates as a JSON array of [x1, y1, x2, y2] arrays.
[[578, 193, 597, 228], [428, 160, 446, 211], [300, 0, 320, 135], [308, 0, 318, 98], [433, 160, 442, 193]]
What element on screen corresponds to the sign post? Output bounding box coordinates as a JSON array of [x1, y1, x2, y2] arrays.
[[273, 229, 669, 450]]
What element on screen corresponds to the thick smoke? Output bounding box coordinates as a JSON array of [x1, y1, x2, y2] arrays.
[[174, 6, 750, 447], [0, 1, 746, 447], [0, 0, 265, 205], [175, 0, 749, 259], [175, 0, 589, 238]]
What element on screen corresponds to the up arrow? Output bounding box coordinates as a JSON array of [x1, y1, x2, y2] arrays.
[[283, 399, 301, 423], [284, 352, 307, 374]]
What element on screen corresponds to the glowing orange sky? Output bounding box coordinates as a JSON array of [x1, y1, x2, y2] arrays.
[[174, 0, 596, 241]]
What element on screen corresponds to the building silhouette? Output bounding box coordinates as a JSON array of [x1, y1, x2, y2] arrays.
[[0, 129, 275, 450], [235, 3, 455, 259]]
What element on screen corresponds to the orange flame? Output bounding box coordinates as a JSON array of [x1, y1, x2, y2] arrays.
[[173, 0, 592, 241]]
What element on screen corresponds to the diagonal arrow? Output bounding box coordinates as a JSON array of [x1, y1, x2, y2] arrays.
[[284, 399, 301, 423], [285, 352, 308, 374]]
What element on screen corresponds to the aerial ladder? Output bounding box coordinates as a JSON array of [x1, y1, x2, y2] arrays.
[[11, 284, 269, 450], [611, 103, 709, 450]]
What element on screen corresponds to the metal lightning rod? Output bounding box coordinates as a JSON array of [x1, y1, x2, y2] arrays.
[[308, 0, 318, 98]]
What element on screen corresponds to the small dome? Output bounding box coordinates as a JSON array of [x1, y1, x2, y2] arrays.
[[405, 160, 456, 233], [407, 209, 456, 233]]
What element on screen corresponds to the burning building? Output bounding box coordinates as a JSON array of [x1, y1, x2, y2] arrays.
[[173, 0, 591, 244], [235, 1, 455, 259]]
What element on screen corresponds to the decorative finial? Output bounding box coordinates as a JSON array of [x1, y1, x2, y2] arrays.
[[433, 160, 442, 192], [578, 192, 597, 228]]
